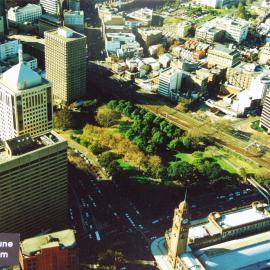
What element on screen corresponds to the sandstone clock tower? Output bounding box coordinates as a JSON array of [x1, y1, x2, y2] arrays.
[[167, 195, 190, 267]]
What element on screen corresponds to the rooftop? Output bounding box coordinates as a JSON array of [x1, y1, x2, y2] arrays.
[[21, 229, 76, 257], [195, 230, 270, 270], [0, 131, 65, 164], [1, 62, 43, 91], [216, 206, 270, 229], [210, 44, 239, 55], [45, 27, 86, 41]]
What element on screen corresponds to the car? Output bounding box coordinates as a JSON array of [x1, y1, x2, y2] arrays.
[[88, 233, 92, 239]]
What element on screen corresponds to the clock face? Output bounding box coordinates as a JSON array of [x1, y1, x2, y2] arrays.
[[182, 218, 189, 224]]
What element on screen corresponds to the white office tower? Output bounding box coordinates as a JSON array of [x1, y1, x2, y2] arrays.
[[40, 0, 62, 15], [159, 68, 182, 102], [0, 45, 53, 141]]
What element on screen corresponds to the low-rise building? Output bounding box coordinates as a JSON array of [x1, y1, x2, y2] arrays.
[[126, 8, 153, 27], [207, 44, 240, 69], [159, 68, 182, 102], [196, 17, 249, 44], [178, 21, 192, 38], [38, 14, 62, 37], [138, 29, 163, 47], [105, 32, 136, 53], [20, 229, 79, 270], [226, 63, 270, 93], [259, 44, 270, 65], [153, 198, 270, 270], [195, 25, 225, 43], [8, 4, 42, 24], [0, 40, 19, 60], [64, 10, 84, 33], [159, 53, 173, 68]]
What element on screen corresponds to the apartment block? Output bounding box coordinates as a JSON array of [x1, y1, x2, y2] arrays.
[[196, 17, 249, 44], [0, 46, 52, 141], [195, 26, 224, 43], [178, 21, 192, 38], [8, 4, 42, 24], [207, 45, 240, 69], [159, 68, 182, 102], [20, 229, 79, 270], [259, 45, 270, 65], [0, 0, 7, 39], [0, 131, 68, 238], [45, 27, 87, 104], [68, 0, 80, 11], [138, 29, 162, 47], [260, 93, 270, 133], [0, 39, 19, 60], [40, 0, 63, 16], [64, 10, 84, 33]]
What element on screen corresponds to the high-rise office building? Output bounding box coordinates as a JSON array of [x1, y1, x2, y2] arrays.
[[159, 68, 182, 102], [45, 27, 86, 104], [0, 131, 68, 238], [0, 45, 53, 141], [40, 0, 63, 16], [68, 0, 80, 11], [0, 0, 7, 39], [20, 229, 79, 270], [260, 93, 270, 133]]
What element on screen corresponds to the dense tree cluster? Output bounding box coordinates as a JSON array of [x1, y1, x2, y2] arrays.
[[107, 100, 240, 188], [108, 100, 210, 156]]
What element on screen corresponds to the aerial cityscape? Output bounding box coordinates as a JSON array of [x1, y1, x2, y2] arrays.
[[0, 0, 270, 269]]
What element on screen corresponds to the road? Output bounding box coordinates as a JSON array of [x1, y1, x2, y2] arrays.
[[67, 145, 263, 269]]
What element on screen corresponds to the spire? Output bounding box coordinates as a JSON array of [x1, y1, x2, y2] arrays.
[[184, 188, 187, 202], [18, 43, 23, 64]]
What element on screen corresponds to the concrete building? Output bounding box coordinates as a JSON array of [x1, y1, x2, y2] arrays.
[[260, 93, 270, 133], [64, 10, 84, 33], [40, 0, 63, 16], [197, 17, 249, 44], [159, 68, 182, 102], [207, 44, 240, 69], [138, 29, 162, 47], [195, 25, 224, 43], [45, 27, 87, 104], [0, 131, 68, 238], [0, 40, 19, 60], [226, 63, 270, 94], [38, 14, 62, 37], [0, 52, 39, 73], [159, 53, 173, 68], [0, 45, 52, 141], [259, 44, 270, 65], [105, 32, 137, 53], [195, 0, 223, 8], [126, 8, 153, 27], [152, 198, 270, 270], [0, 0, 7, 39], [7, 4, 42, 25], [178, 21, 192, 38], [20, 229, 79, 270], [68, 0, 80, 11]]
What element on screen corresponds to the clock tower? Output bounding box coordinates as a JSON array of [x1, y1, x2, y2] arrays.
[[167, 196, 190, 267]]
